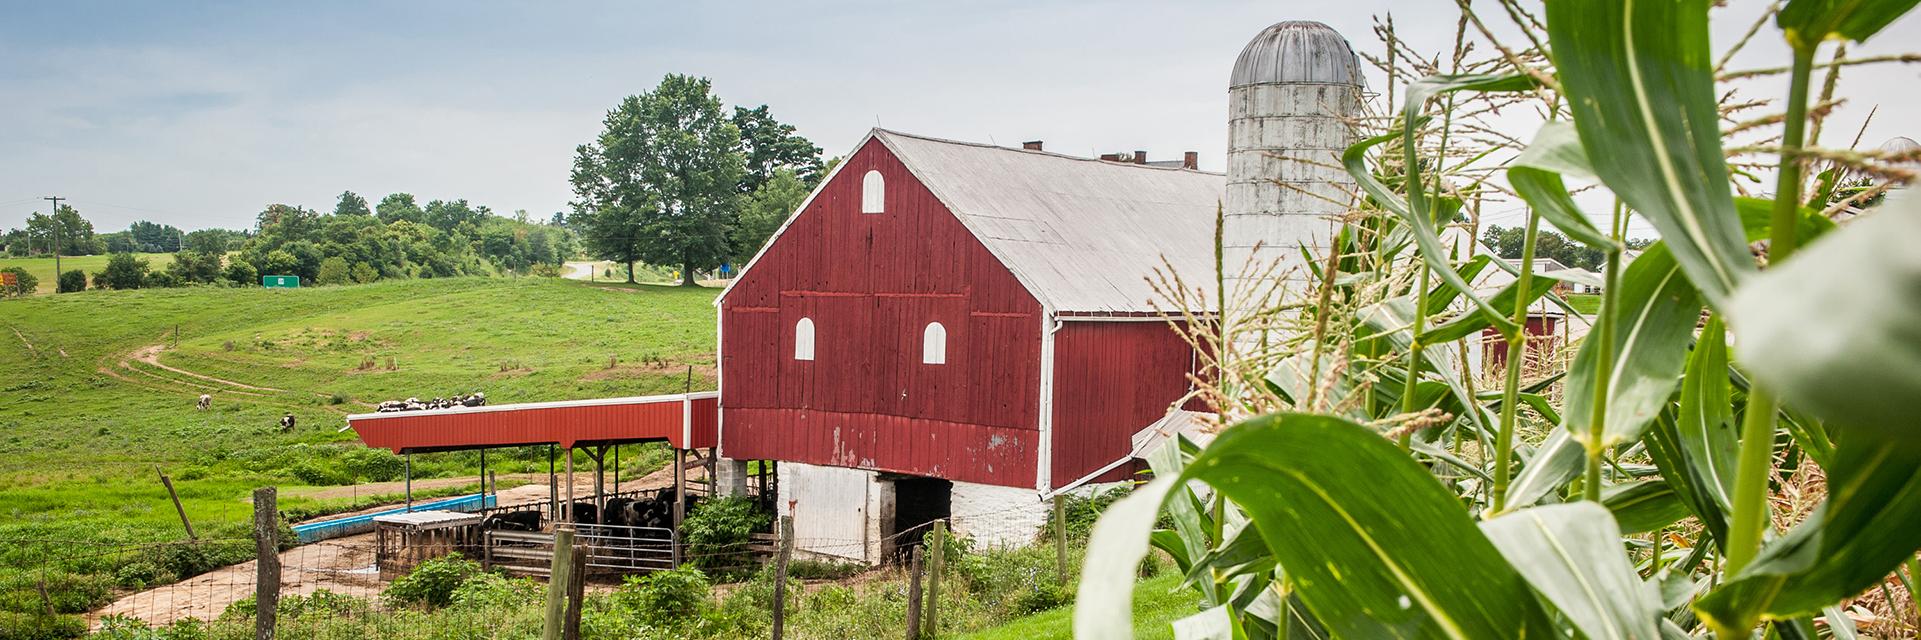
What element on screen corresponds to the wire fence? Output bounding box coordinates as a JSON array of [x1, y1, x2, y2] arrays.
[[1, 484, 1072, 638]]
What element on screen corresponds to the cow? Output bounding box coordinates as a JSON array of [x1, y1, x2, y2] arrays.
[[279, 413, 295, 432], [482, 510, 542, 532], [196, 394, 211, 411]]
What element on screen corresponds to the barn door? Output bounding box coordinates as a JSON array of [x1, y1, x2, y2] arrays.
[[789, 465, 870, 562]]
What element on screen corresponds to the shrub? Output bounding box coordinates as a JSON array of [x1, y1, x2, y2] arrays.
[[57, 269, 85, 293], [1009, 580, 1071, 615], [97, 253, 150, 289], [449, 572, 542, 610], [383, 552, 482, 608], [280, 589, 370, 618], [680, 496, 771, 576], [0, 267, 37, 297], [290, 461, 350, 485], [224, 260, 258, 287], [350, 261, 379, 284], [143, 270, 184, 288], [0, 612, 87, 640], [316, 256, 351, 285], [785, 559, 863, 580], [612, 567, 711, 628], [342, 447, 405, 482]]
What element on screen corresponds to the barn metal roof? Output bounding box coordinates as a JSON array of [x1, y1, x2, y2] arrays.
[[347, 392, 718, 453], [876, 130, 1226, 314]]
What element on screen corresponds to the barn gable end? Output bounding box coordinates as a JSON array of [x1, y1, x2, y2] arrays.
[[720, 134, 1045, 488]]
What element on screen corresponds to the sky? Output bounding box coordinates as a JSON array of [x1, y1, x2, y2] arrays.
[[1, 1, 1916, 236]]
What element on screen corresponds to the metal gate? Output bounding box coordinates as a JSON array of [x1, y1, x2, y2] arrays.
[[483, 524, 677, 577]]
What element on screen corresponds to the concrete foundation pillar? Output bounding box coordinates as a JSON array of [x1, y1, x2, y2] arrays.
[[714, 457, 751, 497]]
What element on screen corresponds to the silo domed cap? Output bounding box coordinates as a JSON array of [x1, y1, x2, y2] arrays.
[[1230, 20, 1365, 88]]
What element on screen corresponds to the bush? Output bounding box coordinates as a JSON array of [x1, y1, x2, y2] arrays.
[[143, 270, 184, 288], [316, 256, 351, 285], [0, 612, 87, 640], [290, 461, 350, 485], [342, 447, 405, 482], [280, 589, 370, 618], [785, 559, 863, 580], [383, 552, 482, 608], [612, 567, 711, 628], [1009, 580, 1071, 614], [224, 260, 258, 287], [97, 252, 150, 289], [0, 267, 37, 297], [449, 573, 542, 610], [350, 261, 379, 284], [680, 496, 772, 576], [57, 269, 85, 293]]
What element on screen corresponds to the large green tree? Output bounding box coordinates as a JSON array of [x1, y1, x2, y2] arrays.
[[733, 168, 809, 265], [376, 193, 424, 224], [334, 191, 372, 217], [571, 74, 746, 286], [733, 104, 824, 193]]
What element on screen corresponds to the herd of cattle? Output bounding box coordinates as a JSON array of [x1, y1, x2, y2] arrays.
[[377, 392, 487, 412], [481, 487, 700, 534]]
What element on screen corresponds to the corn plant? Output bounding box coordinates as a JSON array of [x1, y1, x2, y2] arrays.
[[1077, 1, 1921, 638]]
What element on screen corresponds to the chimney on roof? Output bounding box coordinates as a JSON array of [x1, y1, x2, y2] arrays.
[[1100, 153, 1122, 162], [1022, 140, 1044, 151], [1133, 150, 1147, 165], [1183, 151, 1198, 170]]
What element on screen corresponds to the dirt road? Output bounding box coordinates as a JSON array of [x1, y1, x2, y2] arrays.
[[91, 464, 706, 628]]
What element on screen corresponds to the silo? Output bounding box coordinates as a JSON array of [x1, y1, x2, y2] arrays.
[[1224, 21, 1365, 313]]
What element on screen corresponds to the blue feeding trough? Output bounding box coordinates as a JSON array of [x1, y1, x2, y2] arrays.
[[292, 493, 499, 544]]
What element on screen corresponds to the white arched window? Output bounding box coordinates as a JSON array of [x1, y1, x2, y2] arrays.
[[921, 322, 947, 365], [861, 170, 885, 214], [794, 317, 816, 361]]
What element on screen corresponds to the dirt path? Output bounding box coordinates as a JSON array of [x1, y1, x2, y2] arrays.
[[8, 324, 38, 357], [128, 343, 285, 392], [91, 464, 705, 628]]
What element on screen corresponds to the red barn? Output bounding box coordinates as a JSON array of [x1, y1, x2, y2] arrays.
[[717, 130, 1220, 560]]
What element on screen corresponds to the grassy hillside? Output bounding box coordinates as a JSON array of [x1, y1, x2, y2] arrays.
[[0, 253, 176, 293], [0, 276, 716, 619]]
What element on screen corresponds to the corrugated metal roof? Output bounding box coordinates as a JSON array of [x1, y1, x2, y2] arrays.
[[877, 130, 1225, 314]]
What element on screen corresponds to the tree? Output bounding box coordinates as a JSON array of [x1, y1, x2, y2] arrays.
[[571, 74, 746, 286], [0, 267, 37, 297], [316, 256, 351, 285], [376, 193, 424, 224], [128, 220, 184, 252], [96, 253, 150, 289], [733, 104, 824, 192], [224, 260, 258, 287], [3, 229, 27, 256], [57, 269, 85, 293], [166, 249, 225, 284], [350, 261, 379, 284], [424, 199, 486, 234], [27, 205, 101, 256], [335, 191, 372, 217], [734, 168, 808, 264], [184, 229, 243, 254]]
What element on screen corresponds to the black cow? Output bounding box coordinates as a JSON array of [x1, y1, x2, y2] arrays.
[[483, 510, 541, 531]]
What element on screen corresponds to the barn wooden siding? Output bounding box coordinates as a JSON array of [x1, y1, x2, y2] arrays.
[[721, 138, 1043, 488], [1049, 321, 1197, 489], [350, 393, 719, 453]]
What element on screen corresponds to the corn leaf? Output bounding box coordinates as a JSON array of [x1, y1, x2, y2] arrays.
[[1777, 0, 1921, 50], [1567, 243, 1703, 448], [1601, 480, 1693, 535], [1675, 316, 1737, 510], [1482, 503, 1665, 640], [1074, 474, 1180, 640], [1642, 409, 1732, 548], [1729, 192, 1921, 431], [1546, 0, 1754, 306], [1182, 413, 1557, 638], [1505, 429, 1586, 509], [1509, 122, 1618, 251], [1694, 436, 1921, 632]]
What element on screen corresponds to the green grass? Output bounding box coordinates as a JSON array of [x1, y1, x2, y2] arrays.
[[0, 253, 176, 293], [0, 276, 717, 620], [1565, 293, 1602, 315], [956, 573, 1195, 640]]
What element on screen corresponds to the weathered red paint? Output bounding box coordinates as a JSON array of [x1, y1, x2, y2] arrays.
[[1481, 315, 1561, 369], [349, 395, 718, 453], [1050, 321, 1197, 489], [720, 137, 1043, 488]]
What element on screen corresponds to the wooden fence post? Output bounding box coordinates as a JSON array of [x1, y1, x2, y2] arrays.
[[773, 516, 793, 640], [543, 526, 577, 640], [925, 520, 944, 639], [1054, 495, 1069, 585], [905, 546, 924, 640], [159, 467, 195, 539], [564, 542, 588, 640], [253, 487, 279, 640]]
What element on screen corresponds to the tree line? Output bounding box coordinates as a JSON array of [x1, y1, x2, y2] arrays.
[[2, 192, 576, 293], [570, 74, 824, 285], [1480, 224, 1654, 272]]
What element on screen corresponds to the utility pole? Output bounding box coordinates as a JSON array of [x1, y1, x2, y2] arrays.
[[43, 196, 64, 284]]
